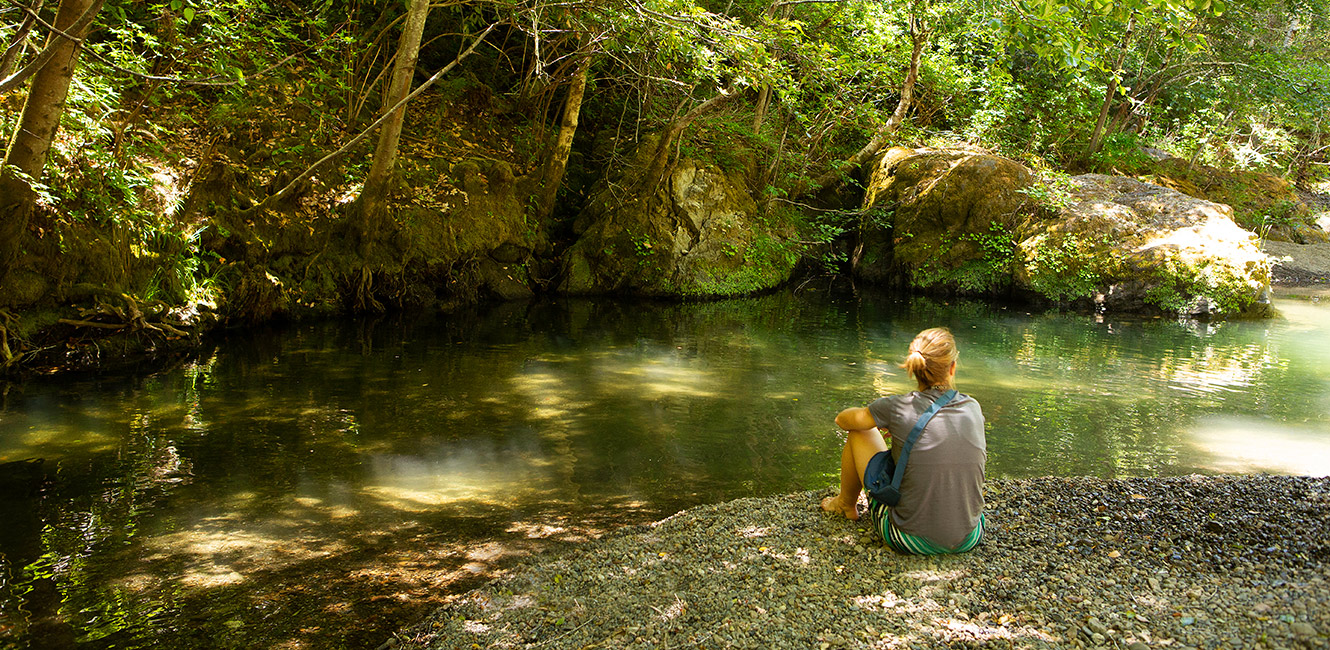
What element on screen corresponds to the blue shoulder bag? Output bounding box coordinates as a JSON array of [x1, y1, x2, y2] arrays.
[[867, 389, 958, 507]]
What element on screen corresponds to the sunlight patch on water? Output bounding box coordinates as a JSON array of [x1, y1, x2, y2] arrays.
[[358, 448, 581, 512], [601, 356, 720, 399], [1185, 415, 1330, 476], [0, 426, 121, 461], [181, 566, 246, 588], [509, 371, 591, 420]]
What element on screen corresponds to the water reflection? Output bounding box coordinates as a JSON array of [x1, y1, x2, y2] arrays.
[[1, 289, 1329, 648]]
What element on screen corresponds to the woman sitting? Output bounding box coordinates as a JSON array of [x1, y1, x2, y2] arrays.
[[820, 327, 987, 555]]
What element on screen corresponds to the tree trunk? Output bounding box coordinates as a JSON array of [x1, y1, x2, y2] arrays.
[[0, 0, 45, 81], [535, 58, 589, 221], [801, 16, 929, 196], [1086, 13, 1136, 160], [752, 84, 771, 133], [355, 0, 430, 238], [0, 0, 103, 278], [641, 89, 741, 191]]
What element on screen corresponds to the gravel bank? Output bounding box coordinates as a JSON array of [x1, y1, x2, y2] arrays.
[[396, 476, 1329, 650]]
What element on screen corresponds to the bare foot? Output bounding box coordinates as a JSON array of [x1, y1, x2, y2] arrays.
[[821, 495, 860, 520]]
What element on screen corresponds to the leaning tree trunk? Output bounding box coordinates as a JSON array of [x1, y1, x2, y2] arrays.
[[0, 0, 103, 281], [534, 58, 589, 221], [799, 16, 929, 197], [0, 0, 46, 80], [354, 0, 430, 239], [640, 89, 742, 191], [1085, 13, 1136, 161]]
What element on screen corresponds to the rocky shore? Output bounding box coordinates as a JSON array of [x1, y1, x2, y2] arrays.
[[396, 475, 1328, 649]]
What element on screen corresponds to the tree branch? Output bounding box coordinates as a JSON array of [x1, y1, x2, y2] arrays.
[[250, 22, 498, 211], [0, 0, 45, 80], [0, 0, 103, 95]]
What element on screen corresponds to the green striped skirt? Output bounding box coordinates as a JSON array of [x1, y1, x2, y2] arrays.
[[867, 496, 984, 555]]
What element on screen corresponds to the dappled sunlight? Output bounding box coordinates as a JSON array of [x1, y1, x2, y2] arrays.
[[736, 525, 770, 538], [901, 567, 966, 585], [1187, 415, 1330, 475], [1136, 214, 1260, 261], [357, 448, 563, 512], [1155, 343, 1269, 398], [851, 591, 910, 612], [145, 518, 351, 576], [932, 616, 1057, 645], [508, 370, 591, 420], [599, 354, 721, 399], [181, 565, 246, 588], [0, 423, 122, 460], [503, 520, 571, 539]]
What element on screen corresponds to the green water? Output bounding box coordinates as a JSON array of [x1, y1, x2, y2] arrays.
[[1, 289, 1328, 648]]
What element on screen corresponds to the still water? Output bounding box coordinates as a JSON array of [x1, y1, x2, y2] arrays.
[[2, 288, 1329, 648]]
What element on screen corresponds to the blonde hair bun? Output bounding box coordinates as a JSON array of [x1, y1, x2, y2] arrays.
[[900, 327, 958, 390]]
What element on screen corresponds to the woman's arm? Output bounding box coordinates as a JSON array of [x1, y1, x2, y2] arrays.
[[835, 406, 877, 431]]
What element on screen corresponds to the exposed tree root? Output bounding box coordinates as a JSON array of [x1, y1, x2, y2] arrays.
[[60, 284, 196, 339]]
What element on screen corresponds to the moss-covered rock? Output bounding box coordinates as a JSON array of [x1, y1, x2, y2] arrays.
[[1027, 174, 1273, 318], [857, 147, 1274, 319], [1145, 158, 1327, 244], [856, 147, 1036, 291], [559, 150, 799, 297]]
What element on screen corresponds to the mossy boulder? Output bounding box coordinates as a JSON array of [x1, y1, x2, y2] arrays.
[[857, 147, 1274, 319], [1024, 174, 1273, 318], [559, 148, 799, 297], [856, 147, 1036, 291]]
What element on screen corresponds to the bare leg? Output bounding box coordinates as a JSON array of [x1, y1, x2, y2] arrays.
[[821, 427, 889, 520]]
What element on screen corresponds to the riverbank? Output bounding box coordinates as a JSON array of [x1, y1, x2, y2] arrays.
[[1266, 238, 1330, 299], [1270, 186, 1330, 296], [397, 475, 1329, 649]]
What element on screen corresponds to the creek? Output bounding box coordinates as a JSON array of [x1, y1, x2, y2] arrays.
[[1, 286, 1328, 649]]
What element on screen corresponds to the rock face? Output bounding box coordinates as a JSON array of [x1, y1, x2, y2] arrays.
[[1147, 158, 1328, 244], [858, 147, 1274, 318], [1037, 174, 1273, 318], [855, 146, 1037, 290], [560, 149, 798, 297]]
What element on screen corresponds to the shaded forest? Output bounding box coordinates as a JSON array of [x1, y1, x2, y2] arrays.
[[1, 0, 1327, 372]]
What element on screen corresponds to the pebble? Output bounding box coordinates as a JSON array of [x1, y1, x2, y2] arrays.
[[398, 475, 1330, 649]]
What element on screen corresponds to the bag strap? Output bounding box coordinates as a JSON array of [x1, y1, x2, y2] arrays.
[[888, 389, 958, 494]]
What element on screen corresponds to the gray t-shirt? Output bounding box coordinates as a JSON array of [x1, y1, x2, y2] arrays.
[[867, 388, 986, 549]]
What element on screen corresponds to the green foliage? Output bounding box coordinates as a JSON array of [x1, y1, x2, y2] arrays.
[[674, 233, 800, 296], [144, 227, 224, 305], [1089, 132, 1154, 174], [1252, 199, 1302, 239], [913, 222, 1017, 293], [1016, 169, 1078, 212], [631, 234, 655, 260], [1023, 233, 1108, 301], [1144, 256, 1257, 316]]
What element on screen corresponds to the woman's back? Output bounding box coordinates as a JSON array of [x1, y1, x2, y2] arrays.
[[869, 388, 986, 549]]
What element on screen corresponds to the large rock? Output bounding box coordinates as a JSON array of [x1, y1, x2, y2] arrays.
[[559, 148, 798, 297], [1030, 174, 1273, 318], [1147, 158, 1328, 244], [858, 147, 1274, 318], [856, 146, 1036, 289]]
